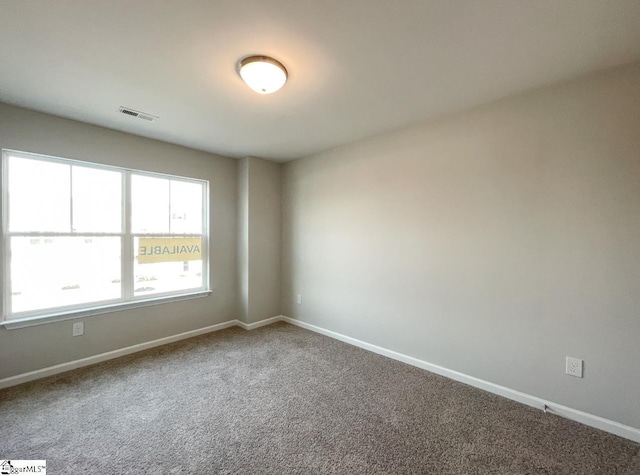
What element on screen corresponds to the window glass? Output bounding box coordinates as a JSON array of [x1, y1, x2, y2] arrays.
[[131, 174, 170, 234], [8, 157, 70, 232], [134, 236, 203, 296], [10, 236, 121, 313], [72, 166, 122, 233], [170, 180, 203, 234]]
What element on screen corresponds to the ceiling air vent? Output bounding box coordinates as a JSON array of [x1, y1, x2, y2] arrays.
[[118, 106, 158, 122]]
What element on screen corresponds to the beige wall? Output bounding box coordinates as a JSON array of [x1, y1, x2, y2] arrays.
[[282, 62, 640, 429], [0, 104, 239, 379], [238, 157, 282, 323]]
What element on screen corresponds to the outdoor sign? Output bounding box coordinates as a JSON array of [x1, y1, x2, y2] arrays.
[[138, 237, 202, 264]]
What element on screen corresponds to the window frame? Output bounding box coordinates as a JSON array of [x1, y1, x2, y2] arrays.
[[1, 149, 210, 328]]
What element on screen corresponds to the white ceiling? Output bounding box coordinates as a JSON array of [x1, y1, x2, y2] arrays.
[[1, 1, 639, 162]]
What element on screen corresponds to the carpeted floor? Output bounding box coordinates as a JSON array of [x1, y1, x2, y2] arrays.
[[1, 322, 638, 474]]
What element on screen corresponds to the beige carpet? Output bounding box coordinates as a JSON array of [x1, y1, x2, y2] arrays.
[[1, 322, 638, 474]]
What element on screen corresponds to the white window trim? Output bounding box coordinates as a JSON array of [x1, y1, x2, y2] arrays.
[[1, 149, 210, 327], [2, 290, 212, 329]]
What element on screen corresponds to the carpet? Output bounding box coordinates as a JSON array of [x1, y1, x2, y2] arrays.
[[1, 322, 638, 474]]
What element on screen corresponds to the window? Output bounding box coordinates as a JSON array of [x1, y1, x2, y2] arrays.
[[2, 150, 209, 325]]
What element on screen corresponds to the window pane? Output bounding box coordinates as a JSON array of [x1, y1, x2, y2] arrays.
[[170, 180, 203, 234], [9, 237, 121, 315], [72, 166, 122, 232], [8, 156, 70, 232], [131, 174, 169, 233], [134, 236, 203, 296]]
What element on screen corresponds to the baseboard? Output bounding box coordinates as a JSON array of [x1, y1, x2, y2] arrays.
[[236, 315, 283, 330], [4, 313, 638, 444], [0, 316, 282, 390], [280, 316, 640, 444]]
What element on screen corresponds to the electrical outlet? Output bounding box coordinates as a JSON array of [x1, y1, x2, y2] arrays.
[[72, 321, 84, 337], [296, 294, 302, 305], [566, 356, 583, 378]]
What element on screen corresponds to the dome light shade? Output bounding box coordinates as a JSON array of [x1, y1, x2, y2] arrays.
[[238, 56, 287, 94]]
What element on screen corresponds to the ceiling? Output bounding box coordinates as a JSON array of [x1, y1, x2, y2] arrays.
[[1, 1, 640, 162]]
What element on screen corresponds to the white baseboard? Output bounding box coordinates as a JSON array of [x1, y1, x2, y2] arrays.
[[4, 313, 638, 444], [236, 315, 283, 330], [0, 316, 281, 390], [280, 316, 640, 444]]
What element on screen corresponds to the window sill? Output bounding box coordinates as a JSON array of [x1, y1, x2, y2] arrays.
[[2, 290, 212, 330]]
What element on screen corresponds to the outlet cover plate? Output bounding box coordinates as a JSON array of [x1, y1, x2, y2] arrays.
[[566, 356, 583, 378], [72, 321, 84, 337]]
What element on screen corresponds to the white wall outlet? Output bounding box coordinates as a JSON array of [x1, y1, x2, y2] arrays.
[[72, 321, 84, 337], [566, 356, 583, 378], [296, 294, 302, 305]]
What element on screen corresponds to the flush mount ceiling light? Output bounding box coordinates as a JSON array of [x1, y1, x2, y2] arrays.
[[237, 56, 288, 94]]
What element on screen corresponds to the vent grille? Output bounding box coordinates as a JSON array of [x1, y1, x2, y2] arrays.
[[137, 113, 155, 122], [118, 106, 158, 122]]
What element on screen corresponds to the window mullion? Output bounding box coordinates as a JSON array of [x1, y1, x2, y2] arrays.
[[2, 154, 10, 320], [202, 180, 209, 290], [122, 171, 133, 301], [168, 180, 172, 234], [6, 232, 123, 238], [69, 166, 74, 232]]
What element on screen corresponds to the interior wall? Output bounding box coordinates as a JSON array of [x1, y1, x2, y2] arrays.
[[281, 62, 640, 429], [237, 157, 282, 324], [0, 103, 238, 379]]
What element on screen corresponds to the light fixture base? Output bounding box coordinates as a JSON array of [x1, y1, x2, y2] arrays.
[[237, 55, 288, 94]]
